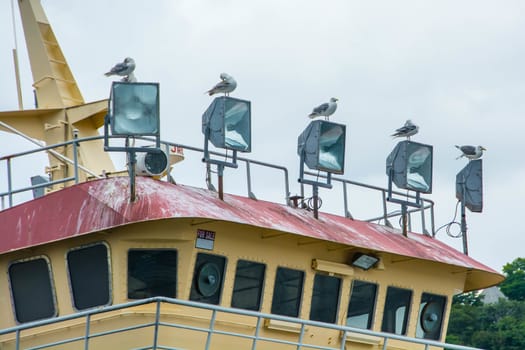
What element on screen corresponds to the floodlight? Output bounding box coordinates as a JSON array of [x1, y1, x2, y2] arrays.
[[202, 96, 251, 152], [298, 120, 346, 174], [386, 140, 433, 193], [456, 159, 483, 212], [109, 82, 160, 136], [136, 150, 169, 176], [351, 254, 379, 270]]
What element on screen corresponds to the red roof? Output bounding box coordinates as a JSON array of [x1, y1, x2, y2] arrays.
[[0, 177, 502, 289]]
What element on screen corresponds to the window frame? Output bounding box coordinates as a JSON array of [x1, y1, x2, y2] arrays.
[[381, 286, 413, 335], [8, 255, 58, 324], [309, 273, 341, 324], [189, 252, 227, 305], [416, 292, 447, 341], [66, 241, 112, 311], [271, 266, 305, 318], [346, 279, 378, 330], [127, 248, 179, 300], [231, 259, 266, 311]]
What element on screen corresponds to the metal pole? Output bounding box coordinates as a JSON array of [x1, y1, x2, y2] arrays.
[[152, 300, 161, 350], [73, 129, 79, 184], [128, 150, 137, 202], [313, 184, 319, 219], [205, 309, 217, 350], [401, 204, 408, 237], [7, 157, 13, 207], [217, 164, 224, 200], [461, 198, 468, 255], [84, 314, 91, 350], [13, 49, 24, 109]]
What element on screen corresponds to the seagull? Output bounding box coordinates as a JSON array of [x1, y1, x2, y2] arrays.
[[455, 145, 486, 160], [207, 73, 237, 96], [308, 97, 338, 120], [392, 120, 419, 139], [104, 57, 136, 81]]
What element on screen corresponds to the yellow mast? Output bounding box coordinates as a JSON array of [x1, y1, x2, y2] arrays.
[[0, 0, 114, 187]]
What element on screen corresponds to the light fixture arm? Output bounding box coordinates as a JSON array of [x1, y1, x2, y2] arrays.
[[386, 168, 425, 236], [460, 184, 469, 255], [202, 128, 240, 200]]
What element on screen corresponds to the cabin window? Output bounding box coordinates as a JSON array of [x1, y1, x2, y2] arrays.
[[128, 249, 178, 299], [416, 293, 447, 340], [9, 257, 57, 323], [310, 273, 341, 323], [347, 280, 378, 329], [190, 253, 226, 305], [231, 260, 266, 311], [67, 243, 111, 310], [381, 286, 412, 335], [271, 267, 304, 317]]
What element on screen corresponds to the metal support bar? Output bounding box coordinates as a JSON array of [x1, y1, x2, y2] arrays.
[[73, 129, 79, 184], [153, 301, 161, 350], [84, 314, 91, 350], [7, 157, 13, 207], [461, 195, 468, 255]]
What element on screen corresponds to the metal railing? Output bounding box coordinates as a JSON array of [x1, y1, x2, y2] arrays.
[[0, 296, 483, 350], [0, 134, 435, 235]]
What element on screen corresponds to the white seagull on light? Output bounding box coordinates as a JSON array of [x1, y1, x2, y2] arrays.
[[392, 120, 419, 140], [104, 57, 136, 82], [308, 97, 338, 120], [455, 145, 486, 160], [207, 73, 237, 96]]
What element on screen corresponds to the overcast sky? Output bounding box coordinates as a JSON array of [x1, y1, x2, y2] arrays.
[[1, 0, 524, 273]]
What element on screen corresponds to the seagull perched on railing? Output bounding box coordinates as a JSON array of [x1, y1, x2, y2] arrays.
[[207, 73, 237, 96], [308, 97, 338, 120], [392, 120, 419, 140], [455, 145, 486, 160], [104, 57, 136, 82]]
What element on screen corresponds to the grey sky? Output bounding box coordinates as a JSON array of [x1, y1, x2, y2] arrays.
[[0, 0, 524, 273]]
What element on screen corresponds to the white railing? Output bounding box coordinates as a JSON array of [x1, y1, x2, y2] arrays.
[[0, 296, 482, 350], [0, 135, 435, 235]]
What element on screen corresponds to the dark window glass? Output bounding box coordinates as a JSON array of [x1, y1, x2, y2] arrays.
[[347, 280, 378, 329], [68, 244, 110, 310], [9, 258, 56, 323], [231, 260, 265, 311], [381, 286, 412, 335], [67, 244, 110, 310], [271, 267, 304, 317], [310, 274, 341, 323], [416, 293, 447, 340], [128, 250, 177, 299], [190, 253, 226, 305]]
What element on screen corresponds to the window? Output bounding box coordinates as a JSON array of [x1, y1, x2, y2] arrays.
[[128, 249, 178, 299], [310, 274, 341, 323], [68, 243, 110, 310], [416, 293, 447, 340], [271, 267, 304, 317], [231, 260, 265, 311], [347, 280, 377, 329], [190, 253, 226, 305], [381, 286, 412, 335], [9, 257, 56, 323]]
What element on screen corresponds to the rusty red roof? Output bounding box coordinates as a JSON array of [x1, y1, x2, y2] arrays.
[[0, 176, 502, 289]]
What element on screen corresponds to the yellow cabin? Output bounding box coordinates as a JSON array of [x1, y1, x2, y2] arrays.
[[0, 1, 502, 349]]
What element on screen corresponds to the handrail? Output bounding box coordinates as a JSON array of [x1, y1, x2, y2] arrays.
[[0, 296, 484, 350], [0, 135, 434, 235], [303, 171, 436, 236]]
